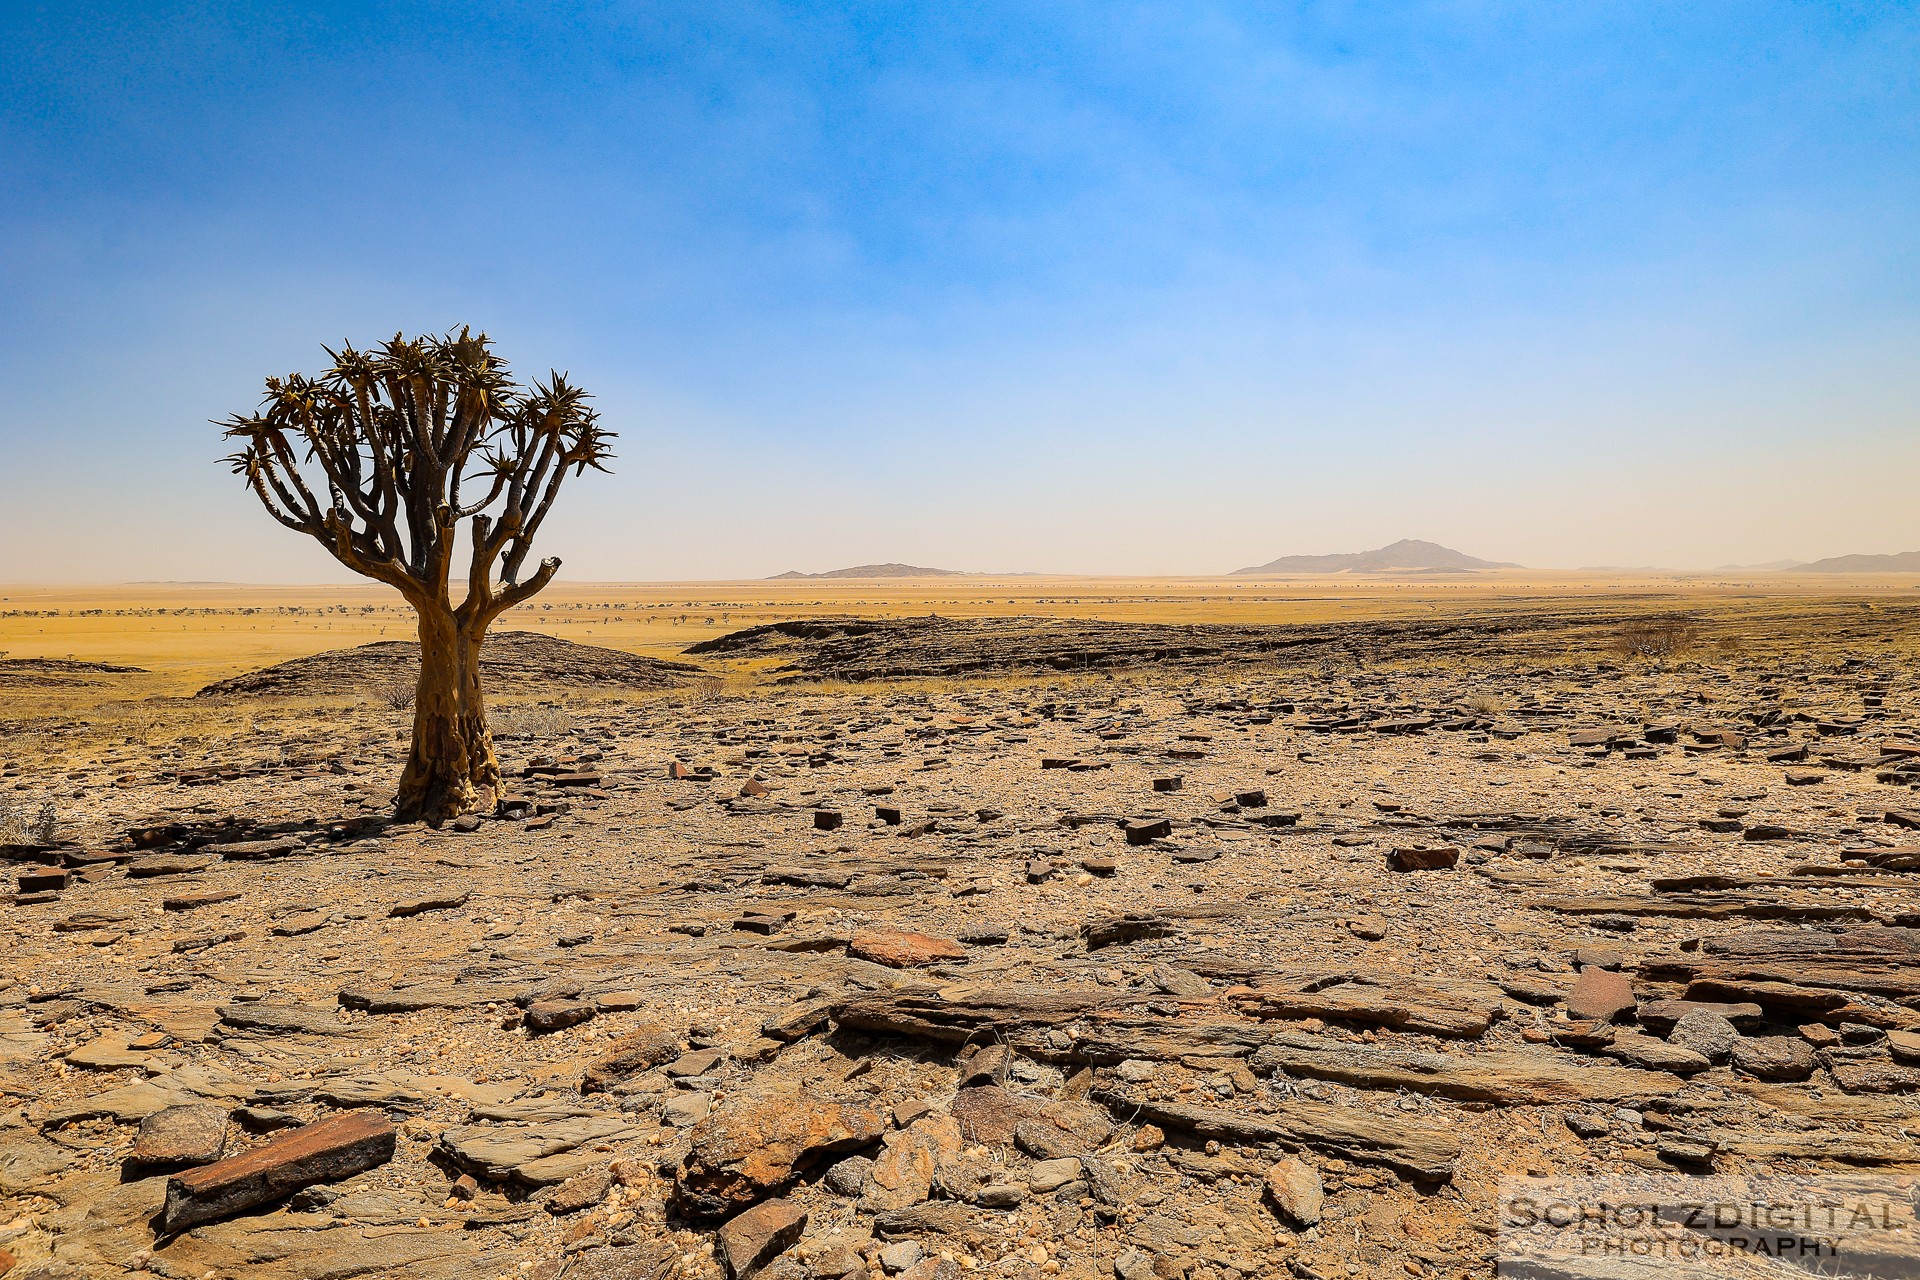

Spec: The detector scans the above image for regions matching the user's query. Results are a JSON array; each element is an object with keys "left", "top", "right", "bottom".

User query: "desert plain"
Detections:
[{"left": 7, "top": 572, "right": 1920, "bottom": 1280}]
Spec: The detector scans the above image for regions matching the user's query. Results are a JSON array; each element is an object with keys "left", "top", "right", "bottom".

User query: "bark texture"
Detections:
[{"left": 395, "top": 613, "right": 502, "bottom": 823}]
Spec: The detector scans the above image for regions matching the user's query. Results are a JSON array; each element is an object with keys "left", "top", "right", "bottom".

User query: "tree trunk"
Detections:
[{"left": 394, "top": 608, "right": 501, "bottom": 824}]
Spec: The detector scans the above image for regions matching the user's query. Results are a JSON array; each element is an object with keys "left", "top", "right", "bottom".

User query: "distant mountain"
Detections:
[
  {"left": 1710, "top": 560, "right": 1806, "bottom": 572},
  {"left": 1793, "top": 551, "right": 1920, "bottom": 573},
  {"left": 1231, "top": 539, "right": 1520, "bottom": 576},
  {"left": 769, "top": 563, "right": 966, "bottom": 579}
]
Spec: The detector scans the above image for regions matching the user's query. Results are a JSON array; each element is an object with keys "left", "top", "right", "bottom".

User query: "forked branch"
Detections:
[{"left": 218, "top": 329, "right": 614, "bottom": 626}]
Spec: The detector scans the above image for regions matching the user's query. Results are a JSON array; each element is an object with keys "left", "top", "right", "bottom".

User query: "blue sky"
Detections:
[{"left": 2, "top": 1, "right": 1917, "bottom": 579}]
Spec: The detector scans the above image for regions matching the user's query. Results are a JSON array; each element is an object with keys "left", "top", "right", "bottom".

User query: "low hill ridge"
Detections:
[
  {"left": 1232, "top": 539, "right": 1519, "bottom": 575},
  {"left": 1793, "top": 550, "right": 1920, "bottom": 572},
  {"left": 196, "top": 631, "right": 700, "bottom": 699},
  {"left": 770, "top": 563, "right": 966, "bottom": 579}
]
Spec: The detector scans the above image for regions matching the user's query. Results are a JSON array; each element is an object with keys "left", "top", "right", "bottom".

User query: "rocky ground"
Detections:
[{"left": 7, "top": 610, "right": 1920, "bottom": 1280}]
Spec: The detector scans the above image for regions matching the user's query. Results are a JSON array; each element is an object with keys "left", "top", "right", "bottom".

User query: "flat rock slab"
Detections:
[
  {"left": 1604, "top": 1033, "right": 1712, "bottom": 1075},
  {"left": 389, "top": 891, "right": 470, "bottom": 917},
  {"left": 161, "top": 1110, "right": 395, "bottom": 1233},
  {"left": 42, "top": 1080, "right": 197, "bottom": 1128},
  {"left": 0, "top": 1131, "right": 77, "bottom": 1192},
  {"left": 65, "top": 1038, "right": 159, "bottom": 1071},
  {"left": 269, "top": 911, "right": 330, "bottom": 936},
  {"left": 1720, "top": 1129, "right": 1920, "bottom": 1165},
  {"left": 831, "top": 985, "right": 1143, "bottom": 1045},
  {"left": 158, "top": 1216, "right": 504, "bottom": 1279},
  {"left": 1564, "top": 969, "right": 1635, "bottom": 1022},
  {"left": 263, "top": 1071, "right": 519, "bottom": 1113},
  {"left": 1092, "top": 1087, "right": 1458, "bottom": 1181},
  {"left": 1241, "top": 1032, "right": 1681, "bottom": 1105},
  {"left": 848, "top": 929, "right": 968, "bottom": 968},
  {"left": 437, "top": 1116, "right": 639, "bottom": 1184},
  {"left": 162, "top": 889, "right": 242, "bottom": 911},
  {"left": 1229, "top": 973, "right": 1499, "bottom": 1039},
  {"left": 127, "top": 856, "right": 212, "bottom": 878},
  {"left": 211, "top": 838, "right": 305, "bottom": 860},
  {"left": 218, "top": 1003, "right": 347, "bottom": 1037},
  {"left": 337, "top": 982, "right": 529, "bottom": 1013}
]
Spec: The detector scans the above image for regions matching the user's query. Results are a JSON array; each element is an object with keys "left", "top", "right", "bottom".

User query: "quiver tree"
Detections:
[{"left": 220, "top": 329, "right": 613, "bottom": 823}]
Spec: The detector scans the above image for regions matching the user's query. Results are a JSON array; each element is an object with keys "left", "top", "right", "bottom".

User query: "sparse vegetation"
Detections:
[
  {"left": 375, "top": 676, "right": 417, "bottom": 711},
  {"left": 0, "top": 795, "right": 60, "bottom": 845},
  {"left": 1611, "top": 615, "right": 1703, "bottom": 659},
  {"left": 492, "top": 703, "right": 572, "bottom": 739}
]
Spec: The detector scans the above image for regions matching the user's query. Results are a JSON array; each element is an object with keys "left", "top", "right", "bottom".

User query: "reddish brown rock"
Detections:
[
  {"left": 1888, "top": 1029, "right": 1920, "bottom": 1064},
  {"left": 525, "top": 998, "right": 596, "bottom": 1034},
  {"left": 389, "top": 890, "right": 469, "bottom": 918},
  {"left": 716, "top": 1198, "right": 807, "bottom": 1279},
  {"left": 161, "top": 1110, "right": 395, "bottom": 1232},
  {"left": 1730, "top": 1037, "right": 1816, "bottom": 1081},
  {"left": 1125, "top": 818, "right": 1173, "bottom": 845},
  {"left": 848, "top": 930, "right": 967, "bottom": 969},
  {"left": 1264, "top": 1156, "right": 1324, "bottom": 1227},
  {"left": 957, "top": 1043, "right": 1012, "bottom": 1088},
  {"left": 1564, "top": 969, "right": 1635, "bottom": 1023},
  {"left": 18, "top": 869, "right": 70, "bottom": 894},
  {"left": 1827, "top": 1060, "right": 1920, "bottom": 1094},
  {"left": 1389, "top": 846, "right": 1460, "bottom": 871},
  {"left": 949, "top": 1086, "right": 1111, "bottom": 1150},
  {"left": 132, "top": 1104, "right": 228, "bottom": 1167},
  {"left": 677, "top": 1092, "right": 886, "bottom": 1218},
  {"left": 898, "top": 1258, "right": 961, "bottom": 1280},
  {"left": 545, "top": 1165, "right": 614, "bottom": 1215},
  {"left": 862, "top": 1115, "right": 963, "bottom": 1210},
  {"left": 580, "top": 1024, "right": 682, "bottom": 1092}
]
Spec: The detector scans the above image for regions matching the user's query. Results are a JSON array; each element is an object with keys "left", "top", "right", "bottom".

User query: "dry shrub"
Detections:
[
  {"left": 375, "top": 677, "right": 416, "bottom": 711},
  {"left": 0, "top": 796, "right": 59, "bottom": 845},
  {"left": 494, "top": 703, "right": 571, "bottom": 739},
  {"left": 1464, "top": 692, "right": 1503, "bottom": 715},
  {"left": 1613, "top": 615, "right": 1703, "bottom": 660}
]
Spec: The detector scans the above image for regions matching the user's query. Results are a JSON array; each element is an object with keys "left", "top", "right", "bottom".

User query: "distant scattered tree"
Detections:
[{"left": 220, "top": 329, "right": 613, "bottom": 823}]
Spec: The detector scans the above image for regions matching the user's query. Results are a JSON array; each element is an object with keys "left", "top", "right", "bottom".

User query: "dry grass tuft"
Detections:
[
  {"left": 0, "top": 795, "right": 59, "bottom": 845},
  {"left": 1611, "top": 615, "right": 1703, "bottom": 660},
  {"left": 493, "top": 703, "right": 572, "bottom": 739}
]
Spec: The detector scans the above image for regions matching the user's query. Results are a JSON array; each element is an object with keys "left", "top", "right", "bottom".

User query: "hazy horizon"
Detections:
[{"left": 4, "top": 3, "right": 1917, "bottom": 584}]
